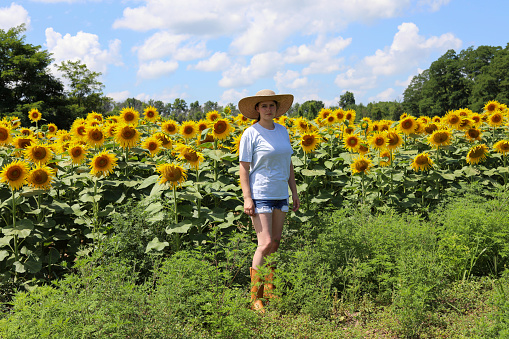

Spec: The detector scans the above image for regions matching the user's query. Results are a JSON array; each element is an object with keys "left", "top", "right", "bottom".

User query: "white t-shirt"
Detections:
[{"left": 239, "top": 122, "right": 293, "bottom": 199}]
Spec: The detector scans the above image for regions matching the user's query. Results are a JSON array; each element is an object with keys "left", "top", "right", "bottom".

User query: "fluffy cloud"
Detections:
[
  {"left": 112, "top": 0, "right": 449, "bottom": 55},
  {"left": 137, "top": 60, "right": 179, "bottom": 80},
  {"left": 220, "top": 88, "right": 249, "bottom": 107},
  {"left": 134, "top": 31, "right": 208, "bottom": 61},
  {"left": 369, "top": 88, "right": 396, "bottom": 102},
  {"left": 219, "top": 52, "right": 284, "bottom": 88},
  {"left": 274, "top": 70, "right": 308, "bottom": 90},
  {"left": 45, "top": 28, "right": 122, "bottom": 74},
  {"left": 106, "top": 90, "right": 130, "bottom": 102},
  {"left": 364, "top": 22, "right": 461, "bottom": 76},
  {"left": 190, "top": 52, "right": 231, "bottom": 72},
  {"left": 0, "top": 3, "right": 30, "bottom": 30},
  {"left": 335, "top": 69, "right": 377, "bottom": 90}
]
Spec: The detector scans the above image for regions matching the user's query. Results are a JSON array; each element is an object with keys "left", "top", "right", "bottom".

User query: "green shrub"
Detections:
[{"left": 432, "top": 189, "right": 509, "bottom": 280}]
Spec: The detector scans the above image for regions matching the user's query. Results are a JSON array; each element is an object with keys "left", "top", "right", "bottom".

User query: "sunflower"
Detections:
[
  {"left": 458, "top": 118, "right": 473, "bottom": 131},
  {"left": 343, "top": 134, "right": 361, "bottom": 152},
  {"left": 161, "top": 120, "right": 179, "bottom": 135},
  {"left": 432, "top": 116, "right": 441, "bottom": 124},
  {"left": 142, "top": 136, "right": 162, "bottom": 157},
  {"left": 424, "top": 123, "right": 439, "bottom": 135},
  {"left": 444, "top": 111, "right": 462, "bottom": 129},
  {"left": 0, "top": 160, "right": 30, "bottom": 190},
  {"left": 104, "top": 123, "right": 118, "bottom": 138},
  {"left": 115, "top": 124, "right": 140, "bottom": 149},
  {"left": 24, "top": 143, "right": 53, "bottom": 164},
  {"left": 427, "top": 129, "right": 452, "bottom": 148},
  {"left": 344, "top": 109, "right": 356, "bottom": 125},
  {"left": 398, "top": 116, "right": 417, "bottom": 135},
  {"left": 85, "top": 126, "right": 106, "bottom": 147},
  {"left": 143, "top": 106, "right": 159, "bottom": 123},
  {"left": 465, "top": 128, "right": 482, "bottom": 142},
  {"left": 234, "top": 114, "right": 250, "bottom": 126},
  {"left": 175, "top": 144, "right": 204, "bottom": 169},
  {"left": 198, "top": 133, "right": 215, "bottom": 147},
  {"left": 369, "top": 132, "right": 386, "bottom": 150},
  {"left": 68, "top": 143, "right": 88, "bottom": 165},
  {"left": 324, "top": 114, "right": 337, "bottom": 126},
  {"left": 156, "top": 163, "right": 187, "bottom": 188},
  {"left": 107, "top": 115, "right": 120, "bottom": 124},
  {"left": 356, "top": 142, "right": 369, "bottom": 155},
  {"left": 484, "top": 100, "right": 500, "bottom": 113},
  {"left": 20, "top": 128, "right": 33, "bottom": 137},
  {"left": 378, "top": 120, "right": 391, "bottom": 132},
  {"left": 466, "top": 144, "right": 488, "bottom": 165},
  {"left": 318, "top": 108, "right": 333, "bottom": 121},
  {"left": 211, "top": 118, "right": 234, "bottom": 140},
  {"left": 385, "top": 130, "right": 403, "bottom": 151},
  {"left": 470, "top": 113, "right": 482, "bottom": 127},
  {"left": 87, "top": 112, "right": 103, "bottom": 123},
  {"left": 27, "top": 164, "right": 54, "bottom": 190},
  {"left": 206, "top": 110, "right": 221, "bottom": 122},
  {"left": 8, "top": 116, "right": 21, "bottom": 129},
  {"left": 28, "top": 108, "right": 42, "bottom": 122},
  {"left": 350, "top": 156, "right": 372, "bottom": 175},
  {"left": 301, "top": 132, "right": 321, "bottom": 153},
  {"left": 47, "top": 123, "right": 58, "bottom": 135},
  {"left": 89, "top": 151, "right": 118, "bottom": 177},
  {"left": 493, "top": 140, "right": 509, "bottom": 156},
  {"left": 230, "top": 134, "right": 242, "bottom": 155},
  {"left": 379, "top": 150, "right": 392, "bottom": 167},
  {"left": 411, "top": 152, "right": 434, "bottom": 172},
  {"left": 71, "top": 120, "right": 88, "bottom": 140},
  {"left": 119, "top": 107, "right": 140, "bottom": 125},
  {"left": 487, "top": 111, "right": 505, "bottom": 127},
  {"left": 0, "top": 125, "right": 13, "bottom": 146},
  {"left": 12, "top": 136, "right": 36, "bottom": 150},
  {"left": 333, "top": 108, "right": 346, "bottom": 123},
  {"left": 294, "top": 117, "right": 310, "bottom": 133},
  {"left": 180, "top": 121, "right": 198, "bottom": 139},
  {"left": 154, "top": 132, "right": 172, "bottom": 149}
]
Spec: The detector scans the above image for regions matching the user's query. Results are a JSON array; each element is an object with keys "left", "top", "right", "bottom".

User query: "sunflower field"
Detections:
[{"left": 0, "top": 100, "right": 509, "bottom": 284}]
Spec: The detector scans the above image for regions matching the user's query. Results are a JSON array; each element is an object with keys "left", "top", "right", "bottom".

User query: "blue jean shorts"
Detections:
[{"left": 253, "top": 199, "right": 289, "bottom": 214}]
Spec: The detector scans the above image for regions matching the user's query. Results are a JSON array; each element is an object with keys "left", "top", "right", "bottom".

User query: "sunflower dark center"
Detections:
[
  {"left": 33, "top": 170, "right": 48, "bottom": 184},
  {"left": 7, "top": 167, "right": 21, "bottom": 180},
  {"left": 214, "top": 121, "right": 227, "bottom": 134},
  {"left": 302, "top": 136, "right": 314, "bottom": 146},
  {"left": 0, "top": 129, "right": 8, "bottom": 141},
  {"left": 122, "top": 128, "right": 135, "bottom": 139},
  {"left": 97, "top": 157, "right": 108, "bottom": 168},
  {"left": 33, "top": 147, "right": 46, "bottom": 160}
]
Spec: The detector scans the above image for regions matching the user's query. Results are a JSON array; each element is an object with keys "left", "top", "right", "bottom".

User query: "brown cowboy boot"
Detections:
[
  {"left": 263, "top": 267, "right": 279, "bottom": 300},
  {"left": 250, "top": 267, "right": 265, "bottom": 312}
]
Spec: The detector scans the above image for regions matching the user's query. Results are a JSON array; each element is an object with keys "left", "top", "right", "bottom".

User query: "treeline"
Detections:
[{"left": 1, "top": 25, "right": 508, "bottom": 129}]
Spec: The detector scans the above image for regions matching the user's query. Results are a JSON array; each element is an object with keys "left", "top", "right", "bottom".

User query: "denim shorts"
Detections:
[{"left": 253, "top": 199, "right": 289, "bottom": 214}]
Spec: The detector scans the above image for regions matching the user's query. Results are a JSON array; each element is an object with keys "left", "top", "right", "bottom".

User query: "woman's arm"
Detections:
[
  {"left": 288, "top": 161, "right": 300, "bottom": 212},
  {"left": 239, "top": 161, "right": 255, "bottom": 216}
]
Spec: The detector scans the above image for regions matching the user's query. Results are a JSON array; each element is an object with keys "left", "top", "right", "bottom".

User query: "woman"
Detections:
[{"left": 238, "top": 89, "right": 300, "bottom": 311}]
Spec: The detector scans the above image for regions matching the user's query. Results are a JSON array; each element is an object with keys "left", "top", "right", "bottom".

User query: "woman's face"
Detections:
[{"left": 256, "top": 100, "right": 277, "bottom": 121}]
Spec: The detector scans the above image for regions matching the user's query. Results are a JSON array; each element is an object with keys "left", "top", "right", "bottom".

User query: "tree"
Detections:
[
  {"left": 57, "top": 60, "right": 104, "bottom": 110},
  {"left": 339, "top": 91, "right": 355, "bottom": 109},
  {"left": 0, "top": 25, "right": 64, "bottom": 123},
  {"left": 298, "top": 100, "right": 324, "bottom": 120}
]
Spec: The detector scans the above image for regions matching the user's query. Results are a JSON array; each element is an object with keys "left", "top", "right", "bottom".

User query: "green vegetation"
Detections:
[{"left": 0, "top": 188, "right": 508, "bottom": 338}]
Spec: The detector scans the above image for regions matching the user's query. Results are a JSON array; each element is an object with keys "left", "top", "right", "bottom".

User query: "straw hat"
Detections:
[{"left": 238, "top": 89, "right": 294, "bottom": 119}]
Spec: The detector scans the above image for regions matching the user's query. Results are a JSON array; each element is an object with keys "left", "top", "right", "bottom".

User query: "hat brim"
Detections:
[{"left": 238, "top": 93, "right": 294, "bottom": 119}]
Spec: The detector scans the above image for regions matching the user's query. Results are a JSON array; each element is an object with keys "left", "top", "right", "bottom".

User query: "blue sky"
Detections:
[{"left": 1, "top": 0, "right": 508, "bottom": 108}]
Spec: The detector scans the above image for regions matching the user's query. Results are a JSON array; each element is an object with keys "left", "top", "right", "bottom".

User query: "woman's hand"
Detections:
[
  {"left": 292, "top": 195, "right": 300, "bottom": 212},
  {"left": 244, "top": 197, "right": 255, "bottom": 216}
]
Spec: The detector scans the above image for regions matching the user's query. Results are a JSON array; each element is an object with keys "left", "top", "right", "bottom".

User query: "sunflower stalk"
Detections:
[{"left": 173, "top": 185, "right": 178, "bottom": 224}]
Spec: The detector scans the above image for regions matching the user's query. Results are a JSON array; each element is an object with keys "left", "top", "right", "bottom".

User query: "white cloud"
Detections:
[
  {"left": 112, "top": 0, "right": 417, "bottom": 54},
  {"left": 0, "top": 3, "right": 30, "bottom": 30},
  {"left": 219, "top": 89, "right": 249, "bottom": 107},
  {"left": 137, "top": 60, "right": 179, "bottom": 80},
  {"left": 107, "top": 90, "right": 130, "bottom": 102},
  {"left": 418, "top": 0, "right": 451, "bottom": 12},
  {"left": 274, "top": 70, "right": 308, "bottom": 89},
  {"left": 219, "top": 52, "right": 284, "bottom": 88},
  {"left": 190, "top": 52, "right": 231, "bottom": 71},
  {"left": 364, "top": 22, "right": 461, "bottom": 76},
  {"left": 134, "top": 31, "right": 208, "bottom": 61},
  {"left": 45, "top": 28, "right": 123, "bottom": 74},
  {"left": 335, "top": 69, "right": 377, "bottom": 90},
  {"left": 369, "top": 88, "right": 396, "bottom": 102}
]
